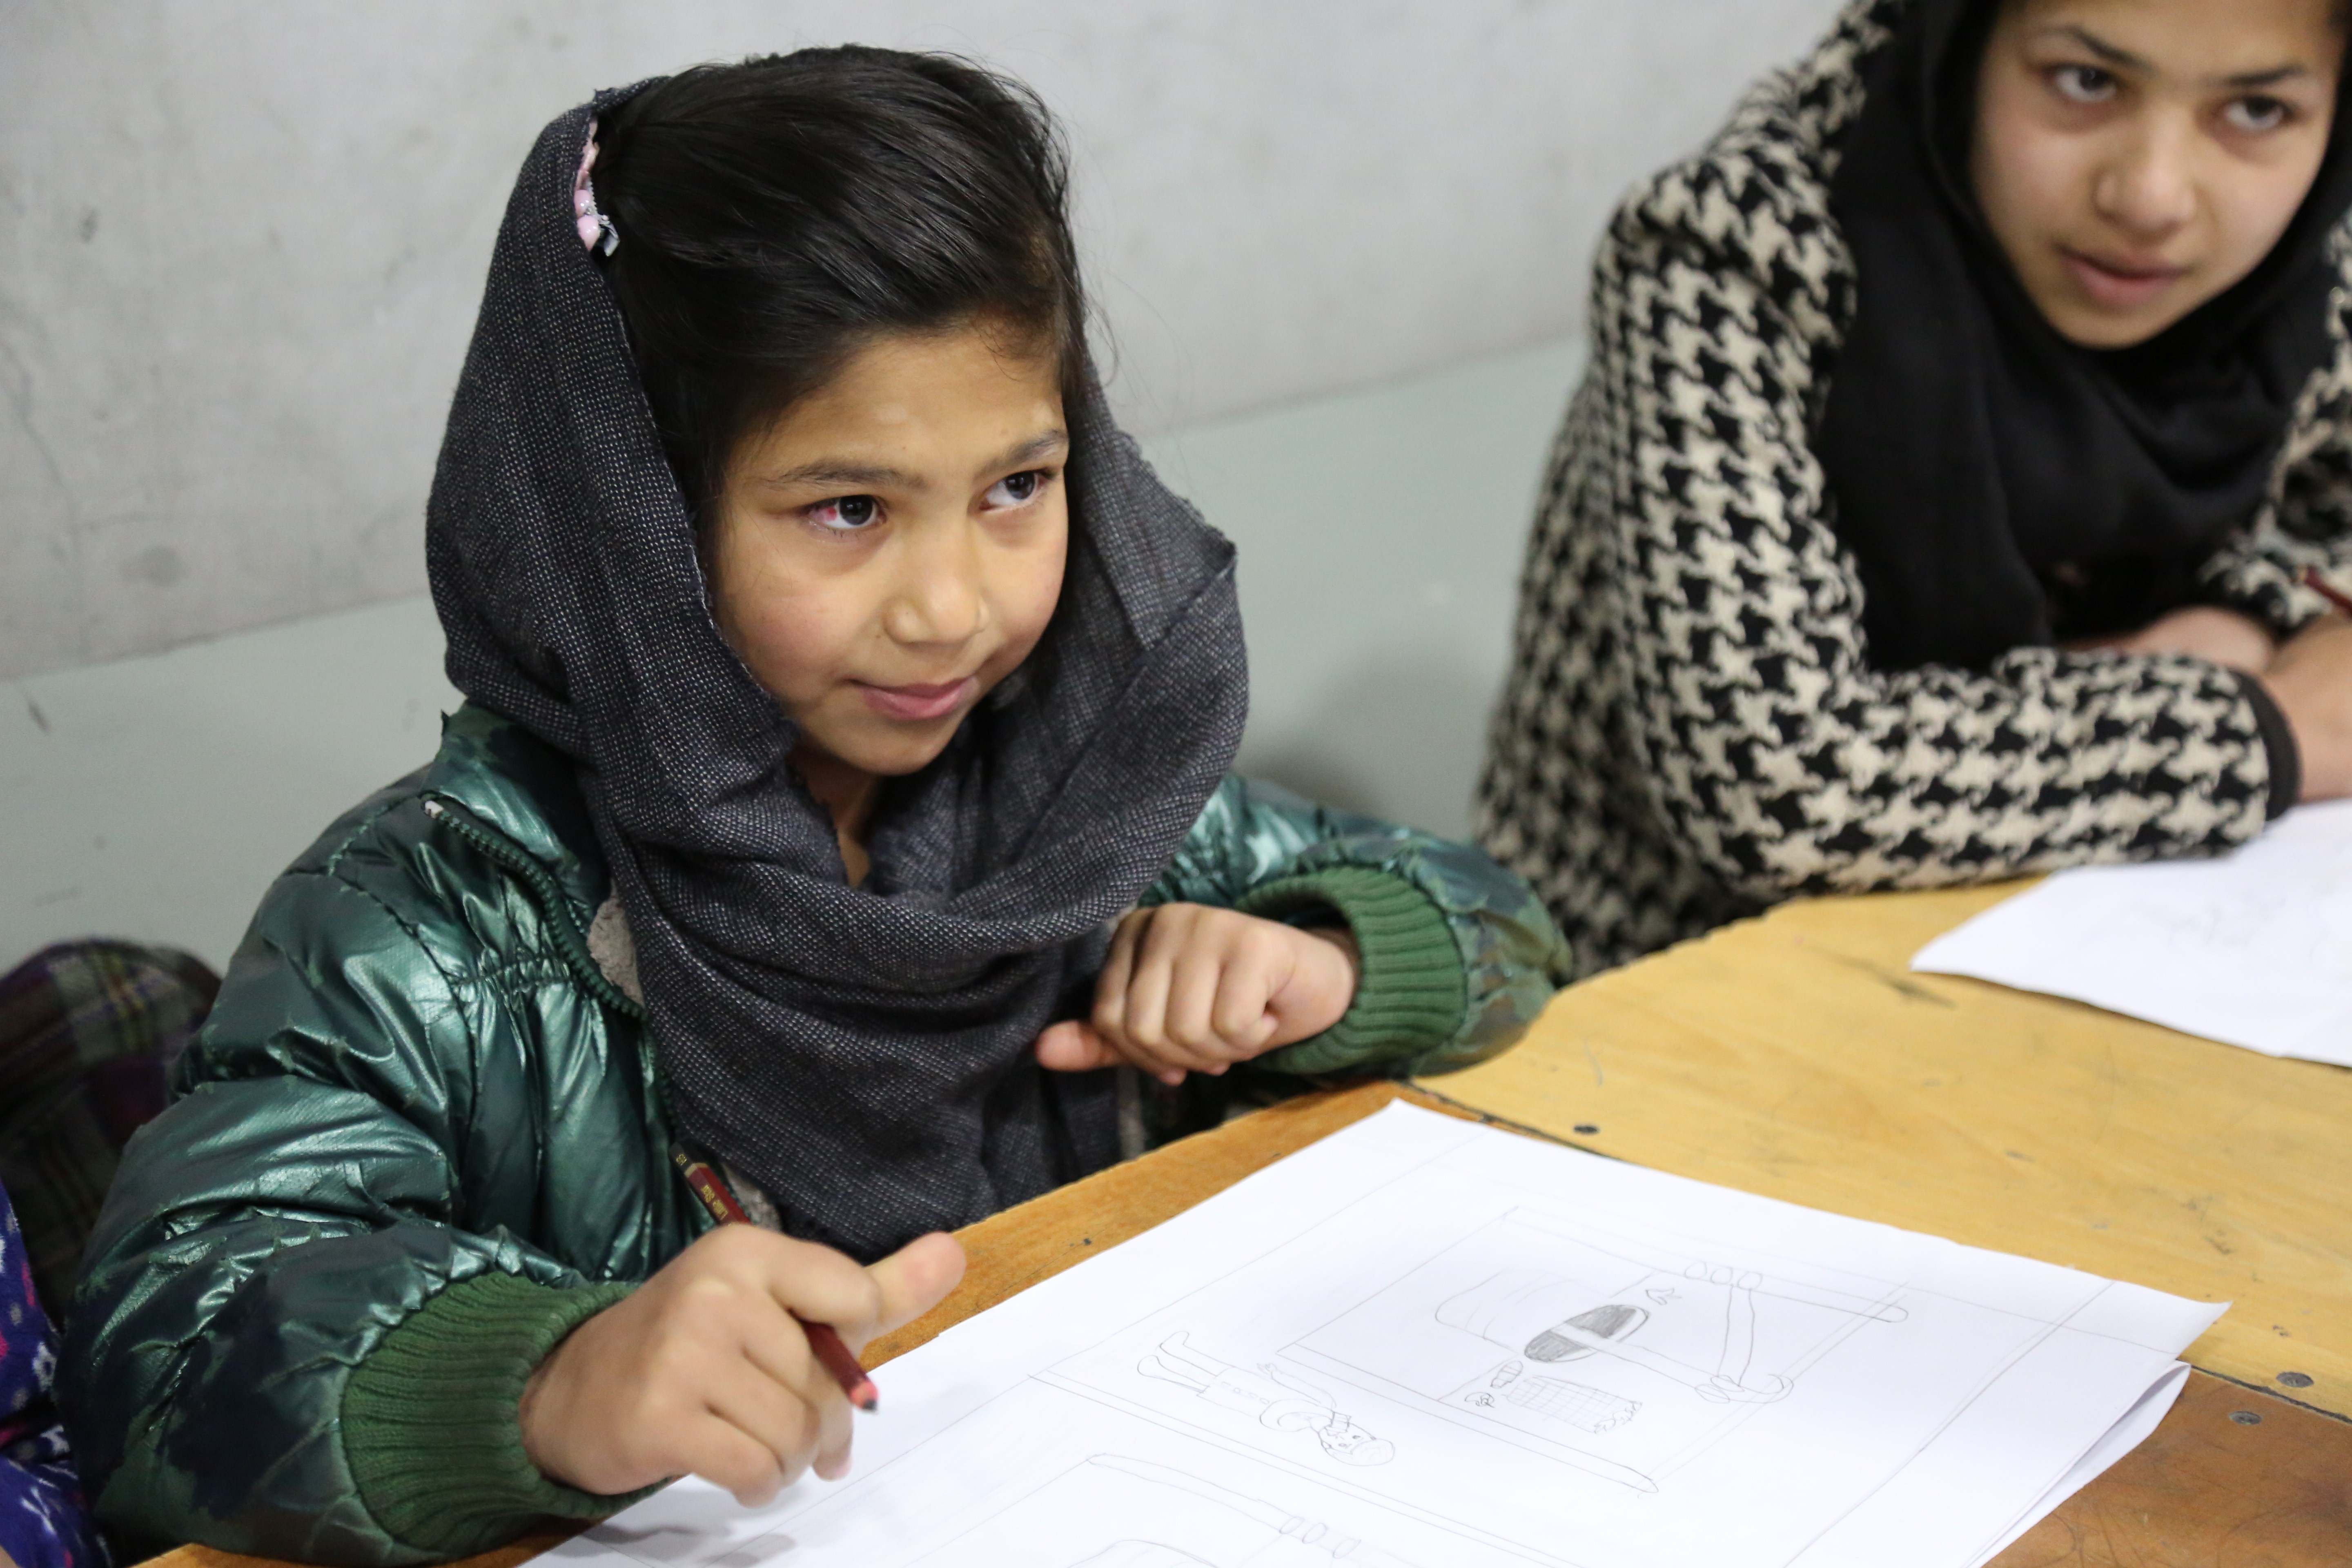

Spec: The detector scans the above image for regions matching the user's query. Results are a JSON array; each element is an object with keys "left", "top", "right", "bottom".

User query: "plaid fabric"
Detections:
[{"left": 0, "top": 943, "right": 218, "bottom": 1324}]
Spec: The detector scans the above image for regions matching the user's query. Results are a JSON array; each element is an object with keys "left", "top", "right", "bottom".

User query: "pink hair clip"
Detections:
[{"left": 573, "top": 121, "right": 619, "bottom": 256}]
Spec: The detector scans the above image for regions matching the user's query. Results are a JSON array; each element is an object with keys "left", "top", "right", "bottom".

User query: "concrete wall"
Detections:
[
  {"left": 0, "top": 344, "right": 1577, "bottom": 970},
  {"left": 0, "top": 0, "right": 1840, "bottom": 681}
]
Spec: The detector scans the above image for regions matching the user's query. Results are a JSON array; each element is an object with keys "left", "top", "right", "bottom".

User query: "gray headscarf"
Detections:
[{"left": 426, "top": 89, "right": 1248, "bottom": 1260}]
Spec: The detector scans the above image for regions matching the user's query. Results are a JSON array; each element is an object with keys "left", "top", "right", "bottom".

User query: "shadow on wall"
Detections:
[{"left": 1240, "top": 651, "right": 1499, "bottom": 842}]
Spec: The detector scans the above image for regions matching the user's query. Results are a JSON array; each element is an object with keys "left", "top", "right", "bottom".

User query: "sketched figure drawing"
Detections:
[
  {"left": 2143, "top": 891, "right": 2352, "bottom": 975},
  {"left": 1461, "top": 1360, "right": 1639, "bottom": 1432},
  {"left": 1064, "top": 1457, "right": 1423, "bottom": 1568},
  {"left": 1139, "top": 1333, "right": 1396, "bottom": 1465},
  {"left": 1439, "top": 1263, "right": 1908, "bottom": 1408}
]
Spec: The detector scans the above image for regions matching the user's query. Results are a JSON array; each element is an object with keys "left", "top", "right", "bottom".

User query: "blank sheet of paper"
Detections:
[
  {"left": 550, "top": 1104, "right": 2219, "bottom": 1568},
  {"left": 1912, "top": 797, "right": 2352, "bottom": 1067}
]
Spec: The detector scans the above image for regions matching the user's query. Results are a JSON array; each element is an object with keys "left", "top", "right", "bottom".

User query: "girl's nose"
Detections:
[
  {"left": 881, "top": 529, "right": 988, "bottom": 648},
  {"left": 2091, "top": 115, "right": 2198, "bottom": 240}
]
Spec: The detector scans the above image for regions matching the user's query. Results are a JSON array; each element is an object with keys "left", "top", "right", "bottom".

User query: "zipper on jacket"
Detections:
[
  {"left": 419, "top": 795, "right": 648, "bottom": 1023},
  {"left": 415, "top": 792, "right": 740, "bottom": 1237}
]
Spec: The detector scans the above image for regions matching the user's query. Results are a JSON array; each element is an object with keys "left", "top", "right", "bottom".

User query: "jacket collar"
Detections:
[{"left": 420, "top": 702, "right": 610, "bottom": 914}]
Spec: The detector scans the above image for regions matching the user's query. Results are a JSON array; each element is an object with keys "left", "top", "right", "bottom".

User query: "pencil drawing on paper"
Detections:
[
  {"left": 1438, "top": 1261, "right": 1871, "bottom": 1408},
  {"left": 1279, "top": 1208, "right": 1911, "bottom": 1492},
  {"left": 2140, "top": 887, "right": 2352, "bottom": 976},
  {"left": 1458, "top": 1361, "right": 1639, "bottom": 1434},
  {"left": 1138, "top": 1333, "right": 1396, "bottom": 1465},
  {"left": 575, "top": 1106, "right": 2219, "bottom": 1568},
  {"left": 1067, "top": 1458, "right": 1423, "bottom": 1567},
  {"left": 917, "top": 1453, "right": 1425, "bottom": 1568}
]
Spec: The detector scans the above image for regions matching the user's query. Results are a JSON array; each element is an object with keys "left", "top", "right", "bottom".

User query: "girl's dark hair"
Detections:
[{"left": 594, "top": 48, "right": 1085, "bottom": 511}]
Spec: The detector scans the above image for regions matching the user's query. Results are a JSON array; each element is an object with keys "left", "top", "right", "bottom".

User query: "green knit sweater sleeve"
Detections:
[
  {"left": 341, "top": 1272, "right": 655, "bottom": 1558},
  {"left": 1236, "top": 866, "right": 1466, "bottom": 1076},
  {"left": 1146, "top": 775, "right": 1570, "bottom": 1078}
]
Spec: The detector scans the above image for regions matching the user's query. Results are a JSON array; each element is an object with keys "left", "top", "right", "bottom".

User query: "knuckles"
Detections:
[
  {"left": 1088, "top": 904, "right": 1311, "bottom": 1073},
  {"left": 695, "top": 1223, "right": 785, "bottom": 1269}
]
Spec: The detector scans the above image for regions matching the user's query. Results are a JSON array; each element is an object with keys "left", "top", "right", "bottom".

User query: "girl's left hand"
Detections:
[
  {"left": 1034, "top": 904, "right": 1359, "bottom": 1084},
  {"left": 2067, "top": 605, "right": 2278, "bottom": 673}
]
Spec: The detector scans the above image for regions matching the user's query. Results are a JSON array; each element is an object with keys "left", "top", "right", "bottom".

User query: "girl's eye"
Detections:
[
  {"left": 2224, "top": 96, "right": 2291, "bottom": 134},
  {"left": 2051, "top": 65, "right": 2117, "bottom": 105},
  {"left": 806, "top": 494, "right": 880, "bottom": 532},
  {"left": 984, "top": 470, "right": 1049, "bottom": 509}
]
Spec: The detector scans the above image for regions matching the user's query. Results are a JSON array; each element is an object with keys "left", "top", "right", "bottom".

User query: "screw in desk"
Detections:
[
  {"left": 2277, "top": 1371, "right": 2314, "bottom": 1389},
  {"left": 1573, "top": 1124, "right": 1599, "bottom": 1136},
  {"left": 2230, "top": 1410, "right": 2264, "bottom": 1426}
]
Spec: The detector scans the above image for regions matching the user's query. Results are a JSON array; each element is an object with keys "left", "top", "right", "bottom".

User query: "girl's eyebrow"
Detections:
[
  {"left": 757, "top": 459, "right": 915, "bottom": 491},
  {"left": 984, "top": 429, "right": 1070, "bottom": 475},
  {"left": 2044, "top": 23, "right": 2312, "bottom": 91},
  {"left": 753, "top": 430, "right": 1069, "bottom": 494},
  {"left": 2220, "top": 63, "right": 2311, "bottom": 90},
  {"left": 2047, "top": 24, "right": 2147, "bottom": 70}
]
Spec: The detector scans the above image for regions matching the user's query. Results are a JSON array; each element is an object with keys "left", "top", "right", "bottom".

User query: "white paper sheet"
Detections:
[
  {"left": 552, "top": 1104, "right": 2221, "bottom": 1568},
  {"left": 1911, "top": 797, "right": 2352, "bottom": 1066},
  {"left": 1967, "top": 1361, "right": 2191, "bottom": 1568}
]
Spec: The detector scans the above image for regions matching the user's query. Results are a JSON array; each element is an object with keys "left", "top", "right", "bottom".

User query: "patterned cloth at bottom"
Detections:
[
  {"left": 0, "top": 941, "right": 218, "bottom": 1323},
  {"left": 1, "top": 1180, "right": 109, "bottom": 1568}
]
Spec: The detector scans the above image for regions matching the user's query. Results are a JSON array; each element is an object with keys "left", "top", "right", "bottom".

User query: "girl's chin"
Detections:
[
  {"left": 2037, "top": 252, "right": 2208, "bottom": 348},
  {"left": 799, "top": 718, "right": 964, "bottom": 782},
  {"left": 2036, "top": 288, "right": 2192, "bottom": 350}
]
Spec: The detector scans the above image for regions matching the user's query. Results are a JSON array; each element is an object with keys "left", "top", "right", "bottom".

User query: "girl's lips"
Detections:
[
  {"left": 2060, "top": 247, "right": 2188, "bottom": 312},
  {"left": 857, "top": 676, "right": 979, "bottom": 722}
]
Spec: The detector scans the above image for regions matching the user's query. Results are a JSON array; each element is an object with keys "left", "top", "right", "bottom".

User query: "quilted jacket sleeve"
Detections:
[
  {"left": 61, "top": 856, "right": 644, "bottom": 1567},
  {"left": 1144, "top": 776, "right": 1569, "bottom": 1078}
]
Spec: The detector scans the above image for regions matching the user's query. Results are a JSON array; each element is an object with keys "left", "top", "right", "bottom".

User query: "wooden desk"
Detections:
[
  {"left": 1423, "top": 882, "right": 2352, "bottom": 1422},
  {"left": 158, "top": 883, "right": 2352, "bottom": 1568}
]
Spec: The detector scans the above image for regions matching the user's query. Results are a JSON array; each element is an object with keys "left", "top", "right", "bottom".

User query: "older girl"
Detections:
[{"left": 1482, "top": 0, "right": 2352, "bottom": 973}]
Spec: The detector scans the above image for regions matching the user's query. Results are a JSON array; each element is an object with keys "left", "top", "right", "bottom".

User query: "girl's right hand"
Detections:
[
  {"left": 2264, "top": 616, "right": 2352, "bottom": 803},
  {"left": 517, "top": 1227, "right": 964, "bottom": 1506}
]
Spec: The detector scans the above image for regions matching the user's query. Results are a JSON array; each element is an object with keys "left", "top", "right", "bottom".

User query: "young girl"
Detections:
[
  {"left": 1481, "top": 0, "right": 2352, "bottom": 975},
  {"left": 61, "top": 51, "right": 1566, "bottom": 1566}
]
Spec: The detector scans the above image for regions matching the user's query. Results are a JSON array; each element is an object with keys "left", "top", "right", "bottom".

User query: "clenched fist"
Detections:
[{"left": 1034, "top": 903, "right": 1359, "bottom": 1085}]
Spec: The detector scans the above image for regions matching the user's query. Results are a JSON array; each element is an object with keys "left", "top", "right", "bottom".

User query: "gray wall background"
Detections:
[{"left": 0, "top": 0, "right": 1840, "bottom": 682}]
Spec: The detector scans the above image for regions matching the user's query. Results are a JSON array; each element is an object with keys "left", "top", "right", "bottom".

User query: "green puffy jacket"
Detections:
[{"left": 63, "top": 704, "right": 1567, "bottom": 1566}]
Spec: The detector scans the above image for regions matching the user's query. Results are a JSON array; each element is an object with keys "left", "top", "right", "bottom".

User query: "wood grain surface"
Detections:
[
  {"left": 1427, "top": 881, "right": 2352, "bottom": 1422},
  {"left": 1997, "top": 1372, "right": 2352, "bottom": 1566}
]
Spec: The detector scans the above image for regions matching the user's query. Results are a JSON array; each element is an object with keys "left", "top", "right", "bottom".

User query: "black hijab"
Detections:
[
  {"left": 1820, "top": 0, "right": 2352, "bottom": 670},
  {"left": 427, "top": 91, "right": 1248, "bottom": 1260}
]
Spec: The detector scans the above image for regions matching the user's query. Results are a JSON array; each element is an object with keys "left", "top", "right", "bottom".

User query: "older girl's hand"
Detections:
[
  {"left": 2069, "top": 605, "right": 2278, "bottom": 673},
  {"left": 2264, "top": 616, "right": 2352, "bottom": 803},
  {"left": 517, "top": 1227, "right": 963, "bottom": 1506},
  {"left": 1033, "top": 904, "right": 1359, "bottom": 1084}
]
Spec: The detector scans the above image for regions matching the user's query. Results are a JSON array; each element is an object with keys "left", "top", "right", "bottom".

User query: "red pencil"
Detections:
[
  {"left": 2305, "top": 565, "right": 2352, "bottom": 619},
  {"left": 671, "top": 1145, "right": 880, "bottom": 1412}
]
